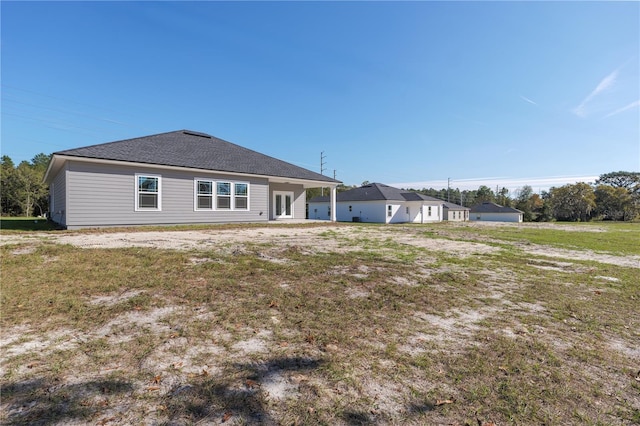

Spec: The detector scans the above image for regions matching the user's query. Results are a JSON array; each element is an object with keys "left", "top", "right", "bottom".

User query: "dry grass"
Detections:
[{"left": 1, "top": 222, "right": 639, "bottom": 425}]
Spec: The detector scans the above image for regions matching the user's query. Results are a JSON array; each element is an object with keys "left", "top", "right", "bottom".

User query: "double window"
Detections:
[
  {"left": 136, "top": 175, "right": 161, "bottom": 211},
  {"left": 195, "top": 179, "right": 249, "bottom": 211}
]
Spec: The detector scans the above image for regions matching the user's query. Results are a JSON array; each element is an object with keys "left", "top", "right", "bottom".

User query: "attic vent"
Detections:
[{"left": 183, "top": 131, "right": 212, "bottom": 139}]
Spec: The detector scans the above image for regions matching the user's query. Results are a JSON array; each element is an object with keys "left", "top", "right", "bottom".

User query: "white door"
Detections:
[{"left": 273, "top": 191, "right": 294, "bottom": 219}]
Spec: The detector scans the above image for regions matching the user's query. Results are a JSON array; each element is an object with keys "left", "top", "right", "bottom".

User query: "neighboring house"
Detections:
[
  {"left": 308, "top": 183, "right": 444, "bottom": 223},
  {"left": 43, "top": 130, "right": 340, "bottom": 229},
  {"left": 469, "top": 202, "right": 523, "bottom": 222},
  {"left": 442, "top": 201, "right": 470, "bottom": 222}
]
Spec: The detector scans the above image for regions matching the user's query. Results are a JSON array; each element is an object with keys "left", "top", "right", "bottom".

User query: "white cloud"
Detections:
[
  {"left": 573, "top": 69, "right": 619, "bottom": 118},
  {"left": 520, "top": 95, "right": 537, "bottom": 105},
  {"left": 604, "top": 99, "right": 640, "bottom": 118}
]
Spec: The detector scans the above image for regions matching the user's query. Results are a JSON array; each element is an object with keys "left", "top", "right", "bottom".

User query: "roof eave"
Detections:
[{"left": 44, "top": 155, "right": 341, "bottom": 186}]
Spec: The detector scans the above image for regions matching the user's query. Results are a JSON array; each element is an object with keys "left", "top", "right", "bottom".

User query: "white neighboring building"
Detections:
[
  {"left": 469, "top": 202, "right": 523, "bottom": 222},
  {"left": 308, "top": 183, "right": 444, "bottom": 224}
]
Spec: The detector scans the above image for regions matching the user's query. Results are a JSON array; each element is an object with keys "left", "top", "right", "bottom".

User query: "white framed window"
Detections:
[
  {"left": 196, "top": 180, "right": 249, "bottom": 211},
  {"left": 428, "top": 206, "right": 432, "bottom": 216},
  {"left": 136, "top": 174, "right": 161, "bottom": 211},
  {"left": 195, "top": 180, "right": 214, "bottom": 210},
  {"left": 234, "top": 182, "right": 249, "bottom": 210},
  {"left": 216, "top": 182, "right": 231, "bottom": 209},
  {"left": 387, "top": 205, "right": 392, "bottom": 217}
]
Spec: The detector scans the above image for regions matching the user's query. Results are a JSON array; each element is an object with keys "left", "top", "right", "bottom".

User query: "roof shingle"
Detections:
[{"left": 54, "top": 130, "right": 339, "bottom": 183}]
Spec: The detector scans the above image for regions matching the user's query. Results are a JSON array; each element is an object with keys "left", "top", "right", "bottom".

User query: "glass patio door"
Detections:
[{"left": 273, "top": 191, "right": 293, "bottom": 219}]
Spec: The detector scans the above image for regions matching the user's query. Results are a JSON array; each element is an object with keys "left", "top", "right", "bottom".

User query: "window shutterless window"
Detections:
[
  {"left": 216, "top": 182, "right": 231, "bottom": 209},
  {"left": 234, "top": 183, "right": 249, "bottom": 210},
  {"left": 387, "top": 205, "right": 392, "bottom": 217},
  {"left": 136, "top": 175, "right": 161, "bottom": 211},
  {"left": 195, "top": 180, "right": 213, "bottom": 210}
]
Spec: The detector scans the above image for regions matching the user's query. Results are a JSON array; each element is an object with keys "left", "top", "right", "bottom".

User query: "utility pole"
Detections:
[
  {"left": 447, "top": 177, "right": 451, "bottom": 203},
  {"left": 320, "top": 151, "right": 327, "bottom": 196}
]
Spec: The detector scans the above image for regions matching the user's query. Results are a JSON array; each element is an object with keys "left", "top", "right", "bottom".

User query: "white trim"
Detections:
[
  {"left": 273, "top": 191, "right": 294, "bottom": 219},
  {"left": 233, "top": 181, "right": 250, "bottom": 211},
  {"left": 49, "top": 182, "right": 55, "bottom": 215},
  {"left": 193, "top": 178, "right": 250, "bottom": 211},
  {"left": 135, "top": 174, "right": 162, "bottom": 211},
  {"left": 194, "top": 178, "right": 214, "bottom": 211}
]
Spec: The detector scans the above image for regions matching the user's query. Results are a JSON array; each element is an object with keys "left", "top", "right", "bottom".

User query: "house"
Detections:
[
  {"left": 308, "top": 183, "right": 444, "bottom": 223},
  {"left": 43, "top": 130, "right": 340, "bottom": 229},
  {"left": 469, "top": 202, "right": 523, "bottom": 222},
  {"left": 442, "top": 201, "right": 470, "bottom": 221}
]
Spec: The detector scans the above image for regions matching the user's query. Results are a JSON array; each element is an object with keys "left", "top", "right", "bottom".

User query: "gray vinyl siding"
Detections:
[
  {"left": 50, "top": 166, "right": 67, "bottom": 226},
  {"left": 268, "top": 183, "right": 306, "bottom": 220},
  {"left": 65, "top": 161, "right": 270, "bottom": 228}
]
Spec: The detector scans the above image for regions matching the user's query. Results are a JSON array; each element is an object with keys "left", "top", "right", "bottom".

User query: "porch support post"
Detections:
[{"left": 330, "top": 186, "right": 337, "bottom": 222}]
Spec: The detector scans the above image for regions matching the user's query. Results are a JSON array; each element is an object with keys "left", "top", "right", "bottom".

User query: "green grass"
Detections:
[
  {"left": 1, "top": 222, "right": 638, "bottom": 425},
  {"left": 429, "top": 221, "right": 640, "bottom": 256},
  {"left": 0, "top": 217, "right": 58, "bottom": 231}
]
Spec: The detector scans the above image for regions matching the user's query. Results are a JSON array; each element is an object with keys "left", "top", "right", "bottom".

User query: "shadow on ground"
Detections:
[{"left": 2, "top": 356, "right": 439, "bottom": 425}]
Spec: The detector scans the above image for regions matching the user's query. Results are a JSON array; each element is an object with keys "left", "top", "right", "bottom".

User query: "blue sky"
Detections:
[{"left": 2, "top": 1, "right": 639, "bottom": 193}]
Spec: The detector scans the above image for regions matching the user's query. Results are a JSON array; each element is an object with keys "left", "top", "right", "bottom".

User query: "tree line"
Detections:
[
  {"left": 409, "top": 171, "right": 639, "bottom": 222},
  {"left": 1, "top": 154, "right": 51, "bottom": 217}
]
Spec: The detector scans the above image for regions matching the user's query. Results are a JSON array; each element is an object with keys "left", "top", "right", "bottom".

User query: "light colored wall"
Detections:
[
  {"left": 341, "top": 201, "right": 387, "bottom": 223},
  {"left": 470, "top": 212, "right": 522, "bottom": 222},
  {"left": 444, "top": 208, "right": 469, "bottom": 221},
  {"left": 49, "top": 165, "right": 67, "bottom": 226},
  {"left": 308, "top": 201, "right": 444, "bottom": 223},
  {"left": 64, "top": 160, "right": 270, "bottom": 228},
  {"left": 406, "top": 202, "right": 442, "bottom": 223},
  {"left": 307, "top": 201, "right": 387, "bottom": 223}
]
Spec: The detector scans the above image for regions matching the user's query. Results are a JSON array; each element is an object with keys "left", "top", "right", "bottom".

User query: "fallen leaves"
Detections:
[{"left": 245, "top": 378, "right": 260, "bottom": 389}]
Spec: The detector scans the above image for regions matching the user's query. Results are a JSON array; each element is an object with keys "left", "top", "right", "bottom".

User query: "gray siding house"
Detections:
[
  {"left": 470, "top": 202, "right": 523, "bottom": 222},
  {"left": 442, "top": 201, "right": 470, "bottom": 221},
  {"left": 44, "top": 130, "right": 340, "bottom": 229}
]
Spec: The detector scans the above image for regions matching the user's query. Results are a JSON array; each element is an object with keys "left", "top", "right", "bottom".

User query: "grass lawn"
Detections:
[
  {"left": 0, "top": 217, "right": 57, "bottom": 232},
  {"left": 1, "top": 221, "right": 639, "bottom": 425}
]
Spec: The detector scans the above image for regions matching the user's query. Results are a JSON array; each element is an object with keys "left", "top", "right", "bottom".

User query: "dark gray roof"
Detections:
[
  {"left": 309, "top": 183, "right": 444, "bottom": 203},
  {"left": 442, "top": 201, "right": 470, "bottom": 211},
  {"left": 470, "top": 202, "right": 523, "bottom": 214},
  {"left": 53, "top": 130, "right": 340, "bottom": 183}
]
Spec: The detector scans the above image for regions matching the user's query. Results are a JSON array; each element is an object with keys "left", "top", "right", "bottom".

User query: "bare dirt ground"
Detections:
[
  {"left": 2, "top": 222, "right": 637, "bottom": 267},
  {"left": 2, "top": 221, "right": 639, "bottom": 425}
]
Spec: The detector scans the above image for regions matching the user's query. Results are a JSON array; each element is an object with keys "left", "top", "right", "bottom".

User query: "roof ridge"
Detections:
[{"left": 55, "top": 130, "right": 186, "bottom": 154}]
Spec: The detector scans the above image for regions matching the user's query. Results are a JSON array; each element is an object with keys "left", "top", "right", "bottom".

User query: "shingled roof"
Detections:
[
  {"left": 49, "top": 130, "right": 339, "bottom": 184},
  {"left": 309, "top": 183, "right": 444, "bottom": 203},
  {"left": 442, "top": 201, "right": 470, "bottom": 211},
  {"left": 470, "top": 202, "right": 523, "bottom": 214}
]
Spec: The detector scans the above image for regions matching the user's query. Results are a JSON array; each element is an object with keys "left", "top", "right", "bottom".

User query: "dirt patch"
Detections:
[
  {"left": 522, "top": 244, "right": 640, "bottom": 268},
  {"left": 2, "top": 222, "right": 638, "bottom": 424}
]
